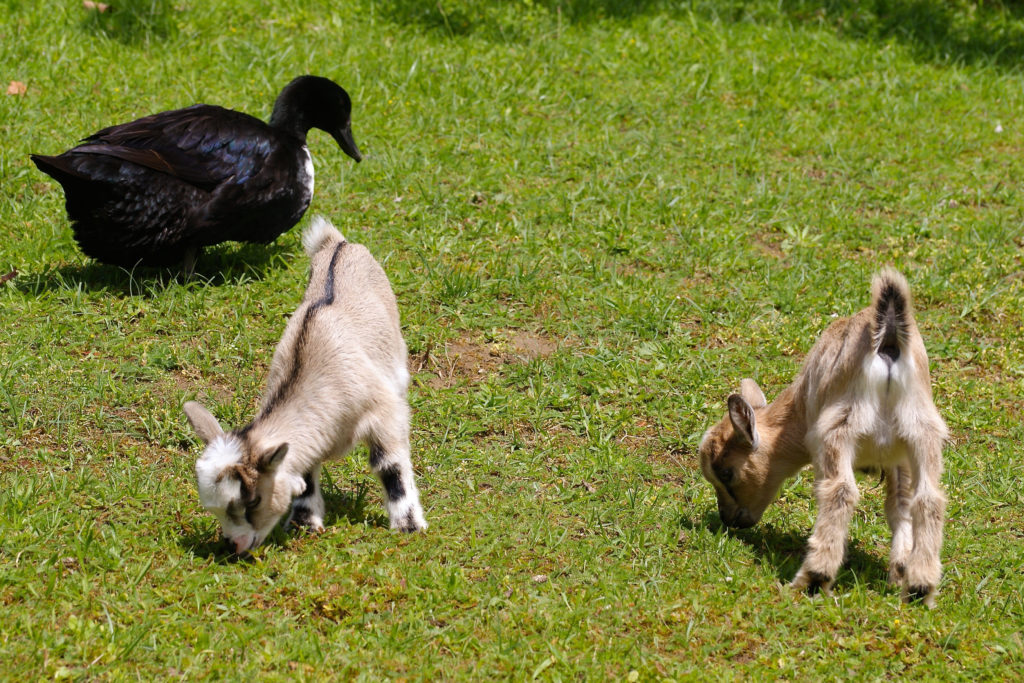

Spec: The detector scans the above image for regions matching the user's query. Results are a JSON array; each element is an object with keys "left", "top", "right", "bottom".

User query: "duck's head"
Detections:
[{"left": 270, "top": 75, "right": 362, "bottom": 162}]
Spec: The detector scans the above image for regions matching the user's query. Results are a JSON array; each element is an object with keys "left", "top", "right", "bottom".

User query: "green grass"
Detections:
[{"left": 2, "top": 0, "right": 1024, "bottom": 678}]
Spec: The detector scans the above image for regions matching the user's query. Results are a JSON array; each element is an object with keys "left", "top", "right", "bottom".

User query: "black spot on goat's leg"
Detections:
[{"left": 378, "top": 465, "right": 406, "bottom": 502}]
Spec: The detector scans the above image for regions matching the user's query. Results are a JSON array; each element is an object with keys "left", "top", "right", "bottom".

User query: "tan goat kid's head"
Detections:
[{"left": 698, "top": 378, "right": 805, "bottom": 529}]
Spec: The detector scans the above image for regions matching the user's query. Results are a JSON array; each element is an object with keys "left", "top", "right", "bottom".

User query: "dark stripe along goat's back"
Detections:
[{"left": 258, "top": 240, "right": 347, "bottom": 420}]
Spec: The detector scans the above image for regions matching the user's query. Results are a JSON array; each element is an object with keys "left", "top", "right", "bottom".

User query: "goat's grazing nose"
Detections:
[
  {"left": 723, "top": 508, "right": 756, "bottom": 529},
  {"left": 232, "top": 536, "right": 252, "bottom": 554}
]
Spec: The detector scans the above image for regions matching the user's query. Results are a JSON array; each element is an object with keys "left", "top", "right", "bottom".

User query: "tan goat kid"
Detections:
[{"left": 698, "top": 270, "right": 947, "bottom": 607}]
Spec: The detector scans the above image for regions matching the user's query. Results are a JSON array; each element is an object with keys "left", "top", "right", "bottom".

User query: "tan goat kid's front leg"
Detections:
[{"left": 791, "top": 427, "right": 859, "bottom": 596}]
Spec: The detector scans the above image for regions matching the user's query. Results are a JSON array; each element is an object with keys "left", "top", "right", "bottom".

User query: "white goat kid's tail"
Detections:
[
  {"left": 871, "top": 268, "right": 913, "bottom": 366},
  {"left": 302, "top": 215, "right": 345, "bottom": 257}
]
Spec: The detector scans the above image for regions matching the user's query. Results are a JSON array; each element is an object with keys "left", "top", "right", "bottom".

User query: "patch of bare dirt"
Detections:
[
  {"left": 753, "top": 232, "right": 786, "bottom": 260},
  {"left": 169, "top": 366, "right": 233, "bottom": 405},
  {"left": 410, "top": 329, "right": 562, "bottom": 389}
]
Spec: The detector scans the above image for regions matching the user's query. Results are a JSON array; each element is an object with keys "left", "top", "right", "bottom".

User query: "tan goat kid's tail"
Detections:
[{"left": 871, "top": 268, "right": 914, "bottom": 366}]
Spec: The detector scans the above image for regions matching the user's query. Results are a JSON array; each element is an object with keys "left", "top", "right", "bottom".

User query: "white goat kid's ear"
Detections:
[
  {"left": 256, "top": 444, "right": 289, "bottom": 473},
  {"left": 727, "top": 394, "right": 760, "bottom": 450},
  {"left": 739, "top": 378, "right": 768, "bottom": 409},
  {"left": 183, "top": 401, "right": 225, "bottom": 445}
]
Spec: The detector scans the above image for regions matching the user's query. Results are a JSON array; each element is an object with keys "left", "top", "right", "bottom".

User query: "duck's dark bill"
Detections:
[{"left": 334, "top": 123, "right": 362, "bottom": 162}]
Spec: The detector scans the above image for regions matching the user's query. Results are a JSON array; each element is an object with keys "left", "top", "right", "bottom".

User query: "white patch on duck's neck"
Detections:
[{"left": 299, "top": 145, "right": 315, "bottom": 200}]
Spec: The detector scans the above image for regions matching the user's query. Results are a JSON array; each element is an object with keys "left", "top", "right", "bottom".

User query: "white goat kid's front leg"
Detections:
[
  {"left": 884, "top": 461, "right": 913, "bottom": 585},
  {"left": 290, "top": 464, "right": 326, "bottom": 532},
  {"left": 792, "top": 431, "right": 859, "bottom": 596},
  {"left": 903, "top": 433, "right": 946, "bottom": 608}
]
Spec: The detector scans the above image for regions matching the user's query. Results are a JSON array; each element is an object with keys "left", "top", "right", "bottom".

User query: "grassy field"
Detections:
[{"left": 2, "top": 0, "right": 1024, "bottom": 678}]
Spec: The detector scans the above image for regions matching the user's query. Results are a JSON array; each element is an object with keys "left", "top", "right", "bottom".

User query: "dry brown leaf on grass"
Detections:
[
  {"left": 83, "top": 0, "right": 111, "bottom": 12},
  {"left": 6, "top": 81, "right": 26, "bottom": 96},
  {"left": 0, "top": 270, "right": 18, "bottom": 284}
]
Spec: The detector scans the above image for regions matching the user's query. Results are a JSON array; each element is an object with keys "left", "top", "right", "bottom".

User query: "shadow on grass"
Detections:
[
  {"left": 774, "top": 0, "right": 1024, "bottom": 69},
  {"left": 320, "top": 477, "right": 389, "bottom": 530},
  {"left": 682, "top": 508, "right": 891, "bottom": 592},
  {"left": 384, "top": 0, "right": 1024, "bottom": 69},
  {"left": 178, "top": 480, "right": 387, "bottom": 561},
  {"left": 381, "top": 0, "right": 672, "bottom": 40},
  {"left": 16, "top": 241, "right": 291, "bottom": 297},
  {"left": 178, "top": 527, "right": 255, "bottom": 564}
]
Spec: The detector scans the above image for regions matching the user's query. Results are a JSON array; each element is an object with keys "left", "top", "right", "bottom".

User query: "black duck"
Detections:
[{"left": 31, "top": 75, "right": 362, "bottom": 268}]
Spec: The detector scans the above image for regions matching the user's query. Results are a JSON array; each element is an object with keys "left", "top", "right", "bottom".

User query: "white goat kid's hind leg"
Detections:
[
  {"left": 369, "top": 416, "right": 426, "bottom": 533},
  {"left": 885, "top": 462, "right": 913, "bottom": 585},
  {"left": 792, "top": 434, "right": 859, "bottom": 596},
  {"left": 290, "top": 464, "right": 326, "bottom": 532},
  {"left": 903, "top": 433, "right": 946, "bottom": 608}
]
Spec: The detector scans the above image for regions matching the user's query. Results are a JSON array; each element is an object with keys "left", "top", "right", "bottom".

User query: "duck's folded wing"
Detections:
[
  {"left": 67, "top": 144, "right": 223, "bottom": 191},
  {"left": 75, "top": 104, "right": 274, "bottom": 192}
]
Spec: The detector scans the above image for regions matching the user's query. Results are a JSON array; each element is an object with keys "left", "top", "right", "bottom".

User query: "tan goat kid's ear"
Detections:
[
  {"left": 739, "top": 378, "right": 767, "bottom": 409},
  {"left": 727, "top": 394, "right": 760, "bottom": 451},
  {"left": 183, "top": 401, "right": 225, "bottom": 445}
]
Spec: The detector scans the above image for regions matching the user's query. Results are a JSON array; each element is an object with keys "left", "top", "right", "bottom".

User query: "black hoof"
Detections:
[
  {"left": 907, "top": 585, "right": 932, "bottom": 603},
  {"left": 396, "top": 510, "right": 424, "bottom": 533},
  {"left": 290, "top": 506, "right": 316, "bottom": 528},
  {"left": 805, "top": 571, "right": 833, "bottom": 596}
]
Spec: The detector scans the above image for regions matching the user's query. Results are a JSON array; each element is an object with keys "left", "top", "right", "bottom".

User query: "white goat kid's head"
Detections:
[
  {"left": 184, "top": 401, "right": 294, "bottom": 554},
  {"left": 698, "top": 378, "right": 779, "bottom": 529}
]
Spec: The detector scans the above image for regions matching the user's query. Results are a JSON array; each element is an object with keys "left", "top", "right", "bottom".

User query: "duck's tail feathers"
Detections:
[
  {"left": 870, "top": 268, "right": 913, "bottom": 365},
  {"left": 302, "top": 215, "right": 345, "bottom": 257},
  {"left": 31, "top": 154, "right": 84, "bottom": 185}
]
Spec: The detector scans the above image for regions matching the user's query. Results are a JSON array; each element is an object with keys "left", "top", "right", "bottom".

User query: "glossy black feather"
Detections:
[{"left": 31, "top": 76, "right": 361, "bottom": 267}]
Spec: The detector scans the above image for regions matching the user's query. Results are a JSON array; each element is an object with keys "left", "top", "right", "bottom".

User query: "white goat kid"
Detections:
[
  {"left": 184, "top": 216, "right": 427, "bottom": 554},
  {"left": 698, "top": 269, "right": 947, "bottom": 607}
]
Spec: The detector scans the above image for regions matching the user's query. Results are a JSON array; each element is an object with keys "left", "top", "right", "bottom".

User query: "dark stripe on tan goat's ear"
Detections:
[{"left": 727, "top": 394, "right": 759, "bottom": 450}]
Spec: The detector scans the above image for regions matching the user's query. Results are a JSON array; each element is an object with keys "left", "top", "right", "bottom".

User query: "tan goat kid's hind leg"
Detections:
[
  {"left": 903, "top": 431, "right": 946, "bottom": 608},
  {"left": 791, "top": 433, "right": 860, "bottom": 596},
  {"left": 884, "top": 461, "right": 913, "bottom": 585}
]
